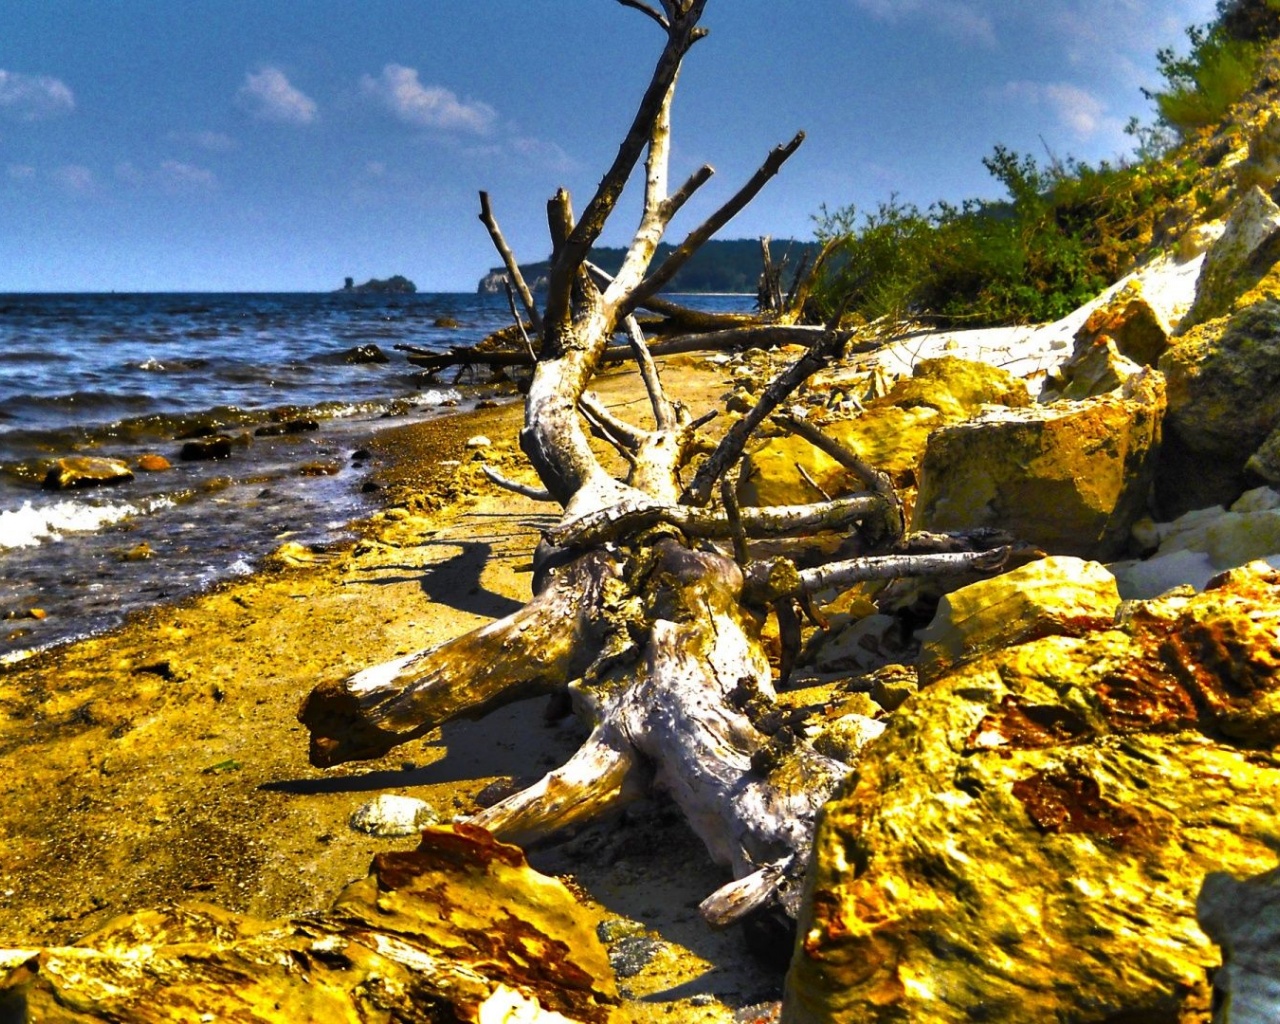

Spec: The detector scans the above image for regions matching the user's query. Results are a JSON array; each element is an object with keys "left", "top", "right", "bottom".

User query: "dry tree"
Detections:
[{"left": 300, "top": 0, "right": 1008, "bottom": 931}]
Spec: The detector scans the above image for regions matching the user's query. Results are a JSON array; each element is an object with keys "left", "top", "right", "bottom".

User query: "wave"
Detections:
[{"left": 0, "top": 495, "right": 176, "bottom": 550}]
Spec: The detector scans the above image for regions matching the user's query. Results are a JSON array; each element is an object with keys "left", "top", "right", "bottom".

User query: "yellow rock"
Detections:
[
  {"left": 913, "top": 369, "right": 1166, "bottom": 559},
  {"left": 916, "top": 556, "right": 1121, "bottom": 683},
  {"left": 0, "top": 824, "right": 618, "bottom": 1023},
  {"left": 786, "top": 563, "right": 1280, "bottom": 1024},
  {"left": 738, "top": 357, "right": 1029, "bottom": 507}
]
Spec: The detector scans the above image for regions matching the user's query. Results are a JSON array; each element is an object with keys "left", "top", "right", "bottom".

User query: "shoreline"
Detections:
[{"left": 0, "top": 352, "right": 775, "bottom": 1020}]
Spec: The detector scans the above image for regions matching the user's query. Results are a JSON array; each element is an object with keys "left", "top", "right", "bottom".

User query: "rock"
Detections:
[
  {"left": 865, "top": 664, "right": 919, "bottom": 713},
  {"left": 1158, "top": 300, "right": 1280, "bottom": 514},
  {"left": 739, "top": 357, "right": 1029, "bottom": 506},
  {"left": 298, "top": 461, "right": 341, "bottom": 477},
  {"left": 1178, "top": 220, "right": 1227, "bottom": 261},
  {"left": 1076, "top": 280, "right": 1173, "bottom": 365},
  {"left": 179, "top": 435, "right": 234, "bottom": 461},
  {"left": 467, "top": 435, "right": 492, "bottom": 449},
  {"left": 342, "top": 344, "right": 390, "bottom": 364},
  {"left": 0, "top": 825, "right": 618, "bottom": 1023},
  {"left": 916, "top": 556, "right": 1121, "bottom": 683},
  {"left": 912, "top": 369, "right": 1166, "bottom": 560},
  {"left": 434, "top": 316, "right": 461, "bottom": 328},
  {"left": 1039, "top": 336, "right": 1144, "bottom": 402},
  {"left": 1235, "top": 109, "right": 1280, "bottom": 193},
  {"left": 1184, "top": 186, "right": 1280, "bottom": 328},
  {"left": 1248, "top": 421, "right": 1280, "bottom": 482},
  {"left": 254, "top": 419, "right": 320, "bottom": 436},
  {"left": 349, "top": 793, "right": 438, "bottom": 837},
  {"left": 42, "top": 456, "right": 134, "bottom": 490},
  {"left": 1109, "top": 486, "right": 1280, "bottom": 598},
  {"left": 136, "top": 453, "right": 171, "bottom": 472},
  {"left": 786, "top": 563, "right": 1280, "bottom": 1024},
  {"left": 121, "top": 542, "right": 153, "bottom": 562},
  {"left": 1198, "top": 861, "right": 1280, "bottom": 1023}
]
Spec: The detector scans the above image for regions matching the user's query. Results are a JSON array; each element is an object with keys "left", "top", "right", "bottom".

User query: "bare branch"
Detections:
[
  {"left": 504, "top": 280, "right": 537, "bottom": 364},
  {"left": 721, "top": 478, "right": 749, "bottom": 565},
  {"left": 798, "top": 547, "right": 1011, "bottom": 596},
  {"left": 579, "top": 392, "right": 644, "bottom": 452},
  {"left": 774, "top": 411, "right": 904, "bottom": 543},
  {"left": 681, "top": 324, "right": 847, "bottom": 507},
  {"left": 615, "top": 0, "right": 669, "bottom": 29},
  {"left": 626, "top": 131, "right": 805, "bottom": 315},
  {"left": 478, "top": 191, "right": 542, "bottom": 333},
  {"left": 482, "top": 465, "right": 556, "bottom": 503},
  {"left": 546, "top": 493, "right": 888, "bottom": 550},
  {"left": 549, "top": 3, "right": 709, "bottom": 325},
  {"left": 626, "top": 315, "right": 676, "bottom": 430}
]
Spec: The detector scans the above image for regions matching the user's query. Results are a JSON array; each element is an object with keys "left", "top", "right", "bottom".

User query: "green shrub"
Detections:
[{"left": 810, "top": 147, "right": 1195, "bottom": 329}]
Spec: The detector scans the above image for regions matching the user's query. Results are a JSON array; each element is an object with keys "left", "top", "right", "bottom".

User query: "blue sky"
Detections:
[{"left": 1, "top": 0, "right": 1216, "bottom": 293}]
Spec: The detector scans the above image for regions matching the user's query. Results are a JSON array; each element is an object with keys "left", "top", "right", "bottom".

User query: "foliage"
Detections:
[
  {"left": 810, "top": 146, "right": 1197, "bottom": 328},
  {"left": 1142, "top": 0, "right": 1280, "bottom": 136}
]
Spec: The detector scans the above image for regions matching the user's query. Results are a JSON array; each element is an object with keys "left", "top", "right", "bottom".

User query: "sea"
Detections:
[{"left": 0, "top": 291, "right": 754, "bottom": 661}]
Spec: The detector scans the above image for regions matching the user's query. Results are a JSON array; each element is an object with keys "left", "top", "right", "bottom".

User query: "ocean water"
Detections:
[{"left": 0, "top": 291, "right": 753, "bottom": 659}]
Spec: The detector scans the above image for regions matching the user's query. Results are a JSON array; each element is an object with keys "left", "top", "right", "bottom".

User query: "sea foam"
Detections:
[{"left": 0, "top": 496, "right": 175, "bottom": 550}]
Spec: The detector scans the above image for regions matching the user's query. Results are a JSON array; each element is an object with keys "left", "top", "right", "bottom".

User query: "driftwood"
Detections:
[{"left": 300, "top": 0, "right": 1012, "bottom": 932}]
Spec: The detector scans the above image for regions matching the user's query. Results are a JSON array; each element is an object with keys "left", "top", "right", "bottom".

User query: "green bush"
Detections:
[{"left": 810, "top": 147, "right": 1195, "bottom": 329}]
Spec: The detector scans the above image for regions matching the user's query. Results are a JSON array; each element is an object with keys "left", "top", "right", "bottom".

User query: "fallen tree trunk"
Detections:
[{"left": 302, "top": 0, "right": 1015, "bottom": 931}]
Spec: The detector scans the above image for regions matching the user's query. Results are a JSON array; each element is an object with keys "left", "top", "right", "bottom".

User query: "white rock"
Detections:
[
  {"left": 349, "top": 794, "right": 437, "bottom": 837},
  {"left": 1110, "top": 487, "right": 1280, "bottom": 599},
  {"left": 466, "top": 435, "right": 491, "bottom": 449}
]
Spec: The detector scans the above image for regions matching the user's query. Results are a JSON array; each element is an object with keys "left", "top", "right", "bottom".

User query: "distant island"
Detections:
[
  {"left": 339, "top": 275, "right": 417, "bottom": 294},
  {"left": 478, "top": 237, "right": 819, "bottom": 295}
]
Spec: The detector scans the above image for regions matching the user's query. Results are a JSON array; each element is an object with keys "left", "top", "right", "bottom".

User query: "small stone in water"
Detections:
[
  {"left": 349, "top": 794, "right": 438, "bottom": 837},
  {"left": 137, "top": 454, "right": 171, "bottom": 472}
]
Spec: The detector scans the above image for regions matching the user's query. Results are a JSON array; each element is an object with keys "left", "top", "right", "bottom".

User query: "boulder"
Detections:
[
  {"left": 785, "top": 563, "right": 1280, "bottom": 1024},
  {"left": 0, "top": 824, "right": 618, "bottom": 1023},
  {"left": 915, "top": 556, "right": 1121, "bottom": 683},
  {"left": 1158, "top": 300, "right": 1280, "bottom": 514},
  {"left": 1074, "top": 279, "right": 1173, "bottom": 367},
  {"left": 42, "top": 456, "right": 134, "bottom": 490},
  {"left": 739, "top": 357, "right": 1029, "bottom": 507},
  {"left": 1183, "top": 187, "right": 1280, "bottom": 328},
  {"left": 1039, "top": 336, "right": 1144, "bottom": 402},
  {"left": 1198, "top": 861, "right": 1280, "bottom": 1023},
  {"left": 1110, "top": 485, "right": 1280, "bottom": 598},
  {"left": 912, "top": 369, "right": 1165, "bottom": 560}
]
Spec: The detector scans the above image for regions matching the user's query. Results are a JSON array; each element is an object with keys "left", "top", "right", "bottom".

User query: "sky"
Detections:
[{"left": 0, "top": 0, "right": 1219, "bottom": 293}]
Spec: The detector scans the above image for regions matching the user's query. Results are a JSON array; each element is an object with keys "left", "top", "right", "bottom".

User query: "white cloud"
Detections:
[
  {"left": 116, "top": 159, "right": 218, "bottom": 194},
  {"left": 851, "top": 0, "right": 996, "bottom": 46},
  {"left": 170, "top": 129, "right": 238, "bottom": 152},
  {"left": 360, "top": 64, "right": 495, "bottom": 134},
  {"left": 52, "top": 164, "right": 95, "bottom": 195},
  {"left": 509, "top": 136, "right": 576, "bottom": 173},
  {"left": 236, "top": 67, "right": 317, "bottom": 124},
  {"left": 998, "top": 80, "right": 1110, "bottom": 140},
  {"left": 158, "top": 160, "right": 218, "bottom": 192},
  {"left": 0, "top": 69, "right": 75, "bottom": 121}
]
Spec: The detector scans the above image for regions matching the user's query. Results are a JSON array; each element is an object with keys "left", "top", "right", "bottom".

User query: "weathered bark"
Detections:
[{"left": 301, "top": 0, "right": 1016, "bottom": 929}]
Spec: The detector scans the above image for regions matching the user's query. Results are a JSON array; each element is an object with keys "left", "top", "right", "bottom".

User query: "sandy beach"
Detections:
[{"left": 0, "top": 352, "right": 788, "bottom": 1020}]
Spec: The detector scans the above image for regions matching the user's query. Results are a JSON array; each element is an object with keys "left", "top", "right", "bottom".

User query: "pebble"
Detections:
[
  {"left": 137, "top": 454, "right": 172, "bottom": 472},
  {"left": 466, "top": 435, "right": 491, "bottom": 448},
  {"left": 349, "top": 794, "right": 438, "bottom": 837},
  {"left": 606, "top": 934, "right": 663, "bottom": 978}
]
